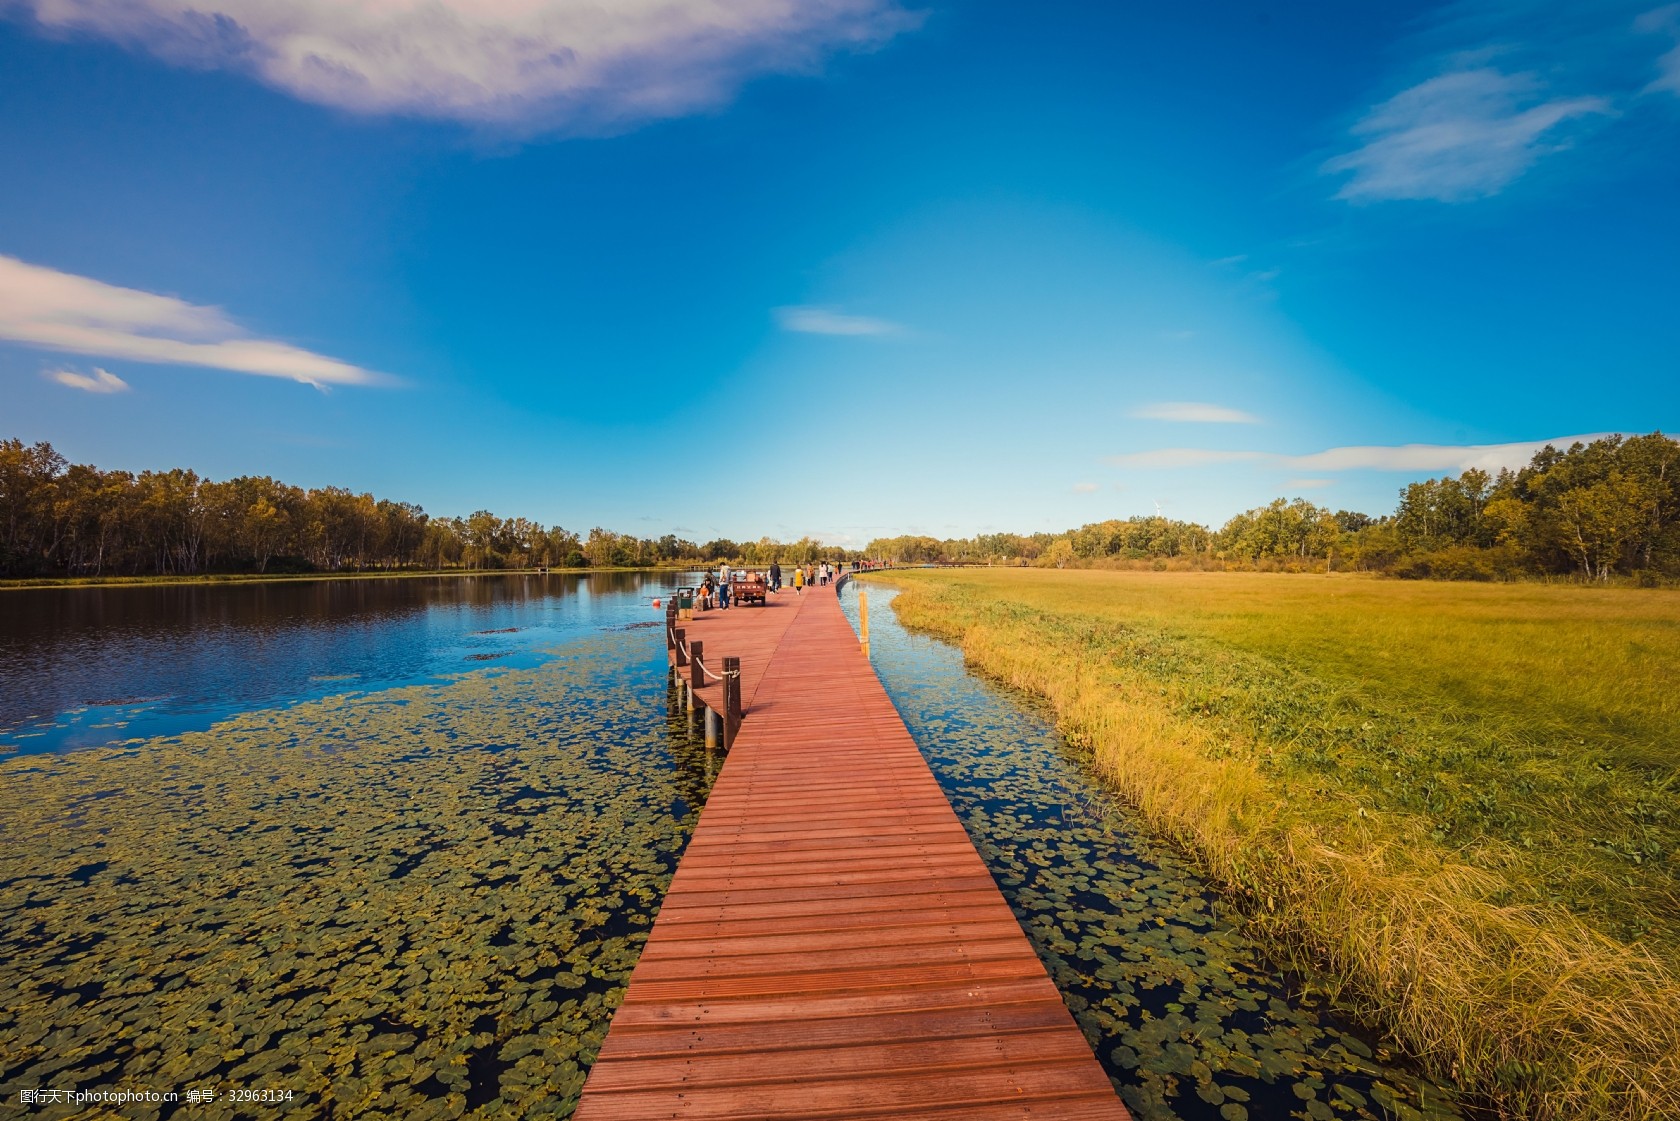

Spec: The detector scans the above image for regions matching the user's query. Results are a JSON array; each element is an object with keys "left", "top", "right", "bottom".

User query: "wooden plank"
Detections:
[{"left": 574, "top": 580, "right": 1130, "bottom": 1120}]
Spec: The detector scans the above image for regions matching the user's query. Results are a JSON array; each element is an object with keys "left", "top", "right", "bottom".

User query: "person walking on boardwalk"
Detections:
[
  {"left": 719, "top": 561, "right": 732, "bottom": 609},
  {"left": 769, "top": 561, "right": 781, "bottom": 593},
  {"left": 792, "top": 565, "right": 804, "bottom": 595}
]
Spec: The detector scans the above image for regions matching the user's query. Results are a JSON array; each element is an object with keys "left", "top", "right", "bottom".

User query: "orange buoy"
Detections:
[{"left": 652, "top": 598, "right": 661, "bottom": 608}]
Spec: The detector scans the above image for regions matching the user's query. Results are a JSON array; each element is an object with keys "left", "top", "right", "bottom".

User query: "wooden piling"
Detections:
[
  {"left": 860, "top": 587, "right": 871, "bottom": 658},
  {"left": 721, "top": 655, "right": 742, "bottom": 750}
]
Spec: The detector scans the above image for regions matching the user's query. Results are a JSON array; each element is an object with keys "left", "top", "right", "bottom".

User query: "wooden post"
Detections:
[
  {"left": 860, "top": 588, "right": 870, "bottom": 659},
  {"left": 703, "top": 706, "right": 719, "bottom": 750},
  {"left": 673, "top": 628, "right": 688, "bottom": 667},
  {"left": 690, "top": 640, "right": 704, "bottom": 688},
  {"left": 722, "top": 656, "right": 742, "bottom": 749}
]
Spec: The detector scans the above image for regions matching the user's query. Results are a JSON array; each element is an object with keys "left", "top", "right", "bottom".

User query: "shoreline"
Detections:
[{"left": 0, "top": 565, "right": 703, "bottom": 592}]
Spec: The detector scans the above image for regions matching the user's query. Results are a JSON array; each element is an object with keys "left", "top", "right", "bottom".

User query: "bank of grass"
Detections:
[{"left": 867, "top": 568, "right": 1679, "bottom": 1121}]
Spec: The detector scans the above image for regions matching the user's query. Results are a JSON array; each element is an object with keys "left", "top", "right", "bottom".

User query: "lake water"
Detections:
[
  {"left": 0, "top": 573, "right": 711, "bottom": 1119},
  {"left": 0, "top": 574, "right": 1470, "bottom": 1120},
  {"left": 0, "top": 572, "right": 692, "bottom": 754}
]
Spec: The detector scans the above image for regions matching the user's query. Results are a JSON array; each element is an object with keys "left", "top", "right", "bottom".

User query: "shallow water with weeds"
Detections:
[
  {"left": 840, "top": 581, "right": 1472, "bottom": 1121},
  {"left": 0, "top": 590, "right": 717, "bottom": 1119}
]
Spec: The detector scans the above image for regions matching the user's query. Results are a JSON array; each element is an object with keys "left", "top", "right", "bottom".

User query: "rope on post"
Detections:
[
  {"left": 685, "top": 638, "right": 726, "bottom": 684},
  {"left": 722, "top": 656, "right": 742, "bottom": 749}
]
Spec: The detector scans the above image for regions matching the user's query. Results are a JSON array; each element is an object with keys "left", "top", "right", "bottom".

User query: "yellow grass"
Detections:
[{"left": 869, "top": 568, "right": 1680, "bottom": 1121}]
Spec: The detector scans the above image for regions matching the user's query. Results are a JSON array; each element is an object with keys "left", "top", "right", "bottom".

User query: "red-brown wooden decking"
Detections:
[{"left": 574, "top": 580, "right": 1130, "bottom": 1120}]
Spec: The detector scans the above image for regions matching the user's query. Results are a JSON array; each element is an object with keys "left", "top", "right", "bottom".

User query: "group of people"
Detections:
[
  {"left": 693, "top": 559, "right": 851, "bottom": 607},
  {"left": 778, "top": 560, "right": 843, "bottom": 595}
]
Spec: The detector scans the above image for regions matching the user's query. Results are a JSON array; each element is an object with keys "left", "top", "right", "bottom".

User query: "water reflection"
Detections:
[
  {"left": 839, "top": 581, "right": 1471, "bottom": 1121},
  {"left": 0, "top": 571, "right": 702, "bottom": 753},
  {"left": 662, "top": 672, "right": 725, "bottom": 816}
]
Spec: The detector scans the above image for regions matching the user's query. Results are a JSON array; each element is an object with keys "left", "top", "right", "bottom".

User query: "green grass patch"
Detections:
[{"left": 866, "top": 567, "right": 1679, "bottom": 1121}]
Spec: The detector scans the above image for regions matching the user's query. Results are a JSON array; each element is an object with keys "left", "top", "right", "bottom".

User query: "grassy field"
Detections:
[{"left": 866, "top": 568, "right": 1679, "bottom": 1121}]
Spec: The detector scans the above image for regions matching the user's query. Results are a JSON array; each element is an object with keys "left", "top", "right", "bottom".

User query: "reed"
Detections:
[{"left": 872, "top": 568, "right": 1680, "bottom": 1120}]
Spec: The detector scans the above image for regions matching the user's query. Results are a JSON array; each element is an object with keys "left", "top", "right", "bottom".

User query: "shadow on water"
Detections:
[
  {"left": 661, "top": 673, "right": 725, "bottom": 816},
  {"left": 839, "top": 581, "right": 1474, "bottom": 1121}
]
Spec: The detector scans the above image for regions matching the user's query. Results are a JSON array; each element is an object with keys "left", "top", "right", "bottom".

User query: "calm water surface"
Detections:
[
  {"left": 840, "top": 579, "right": 1471, "bottom": 1121},
  {"left": 0, "top": 572, "right": 698, "bottom": 753}
]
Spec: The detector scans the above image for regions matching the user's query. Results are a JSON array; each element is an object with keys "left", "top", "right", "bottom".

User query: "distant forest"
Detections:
[
  {"left": 3, "top": 432, "right": 1675, "bottom": 582},
  {"left": 0, "top": 438, "right": 842, "bottom": 578},
  {"left": 865, "top": 432, "right": 1679, "bottom": 583}
]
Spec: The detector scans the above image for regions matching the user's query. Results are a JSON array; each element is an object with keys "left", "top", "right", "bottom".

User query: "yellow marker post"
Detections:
[{"left": 860, "top": 588, "right": 870, "bottom": 658}]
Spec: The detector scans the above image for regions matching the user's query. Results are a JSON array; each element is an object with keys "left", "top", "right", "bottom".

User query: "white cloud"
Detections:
[
  {"left": 11, "top": 0, "right": 918, "bottom": 130},
  {"left": 1654, "top": 41, "right": 1680, "bottom": 93},
  {"left": 1639, "top": 5, "right": 1680, "bottom": 94},
  {"left": 1130, "top": 402, "right": 1261, "bottom": 424},
  {"left": 1285, "top": 478, "right": 1333, "bottom": 490},
  {"left": 47, "top": 366, "right": 129, "bottom": 394},
  {"left": 1280, "top": 435, "right": 1608, "bottom": 472},
  {"left": 0, "top": 255, "right": 383, "bottom": 388},
  {"left": 774, "top": 305, "right": 902, "bottom": 336},
  {"left": 1110, "top": 434, "right": 1609, "bottom": 473},
  {"left": 1325, "top": 67, "right": 1612, "bottom": 201},
  {"left": 1072, "top": 482, "right": 1099, "bottom": 493}
]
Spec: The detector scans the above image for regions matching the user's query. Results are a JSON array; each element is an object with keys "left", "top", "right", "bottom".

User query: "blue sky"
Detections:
[{"left": 2, "top": 0, "right": 1676, "bottom": 544}]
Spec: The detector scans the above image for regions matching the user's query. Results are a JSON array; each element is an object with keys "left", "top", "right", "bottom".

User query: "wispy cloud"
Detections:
[
  {"left": 1639, "top": 5, "right": 1680, "bottom": 94},
  {"left": 1072, "top": 482, "right": 1099, "bottom": 494},
  {"left": 1110, "top": 434, "right": 1609, "bottom": 473},
  {"left": 46, "top": 366, "right": 129, "bottom": 394},
  {"left": 0, "top": 255, "right": 384, "bottom": 388},
  {"left": 1286, "top": 478, "right": 1333, "bottom": 490},
  {"left": 1281, "top": 436, "right": 1609, "bottom": 472},
  {"left": 774, "top": 305, "right": 903, "bottom": 337},
  {"left": 10, "top": 1, "right": 919, "bottom": 132},
  {"left": 1209, "top": 254, "right": 1248, "bottom": 267},
  {"left": 1130, "top": 402, "right": 1261, "bottom": 424},
  {"left": 1325, "top": 67, "right": 1613, "bottom": 202}
]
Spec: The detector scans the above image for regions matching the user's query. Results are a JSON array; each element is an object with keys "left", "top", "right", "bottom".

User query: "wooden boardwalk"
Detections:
[{"left": 574, "top": 580, "right": 1130, "bottom": 1120}]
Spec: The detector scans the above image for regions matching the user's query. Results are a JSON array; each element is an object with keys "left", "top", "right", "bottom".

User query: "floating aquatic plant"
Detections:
[{"left": 0, "top": 634, "right": 712, "bottom": 1119}]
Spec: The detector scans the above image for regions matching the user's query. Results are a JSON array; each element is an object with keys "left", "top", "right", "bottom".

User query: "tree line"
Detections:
[
  {"left": 0, "top": 438, "right": 850, "bottom": 578},
  {"left": 864, "top": 432, "right": 1679, "bottom": 582},
  {"left": 5, "top": 432, "right": 1673, "bottom": 582}
]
